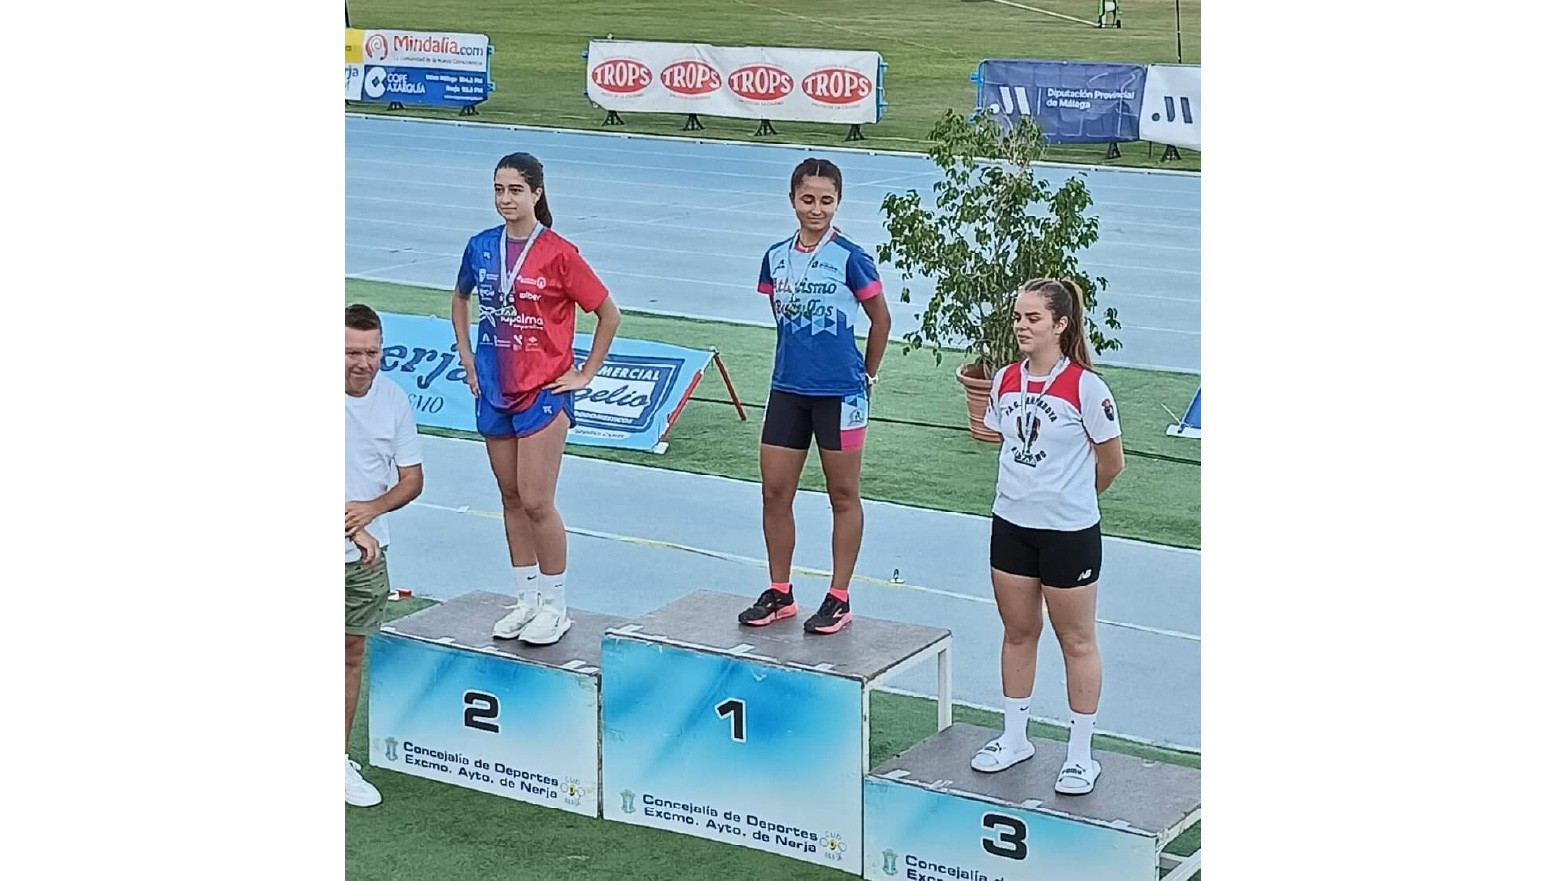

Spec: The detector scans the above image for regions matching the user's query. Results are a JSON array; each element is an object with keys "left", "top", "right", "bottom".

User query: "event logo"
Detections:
[
  {"left": 801, "top": 68, "right": 873, "bottom": 105},
  {"left": 562, "top": 777, "right": 586, "bottom": 807},
  {"left": 364, "top": 32, "right": 389, "bottom": 61},
  {"left": 384, "top": 737, "right": 399, "bottom": 762},
  {"left": 1152, "top": 95, "right": 1195, "bottom": 125},
  {"left": 820, "top": 831, "right": 847, "bottom": 862},
  {"left": 660, "top": 59, "right": 721, "bottom": 96},
  {"left": 727, "top": 64, "right": 793, "bottom": 102},
  {"left": 881, "top": 849, "right": 898, "bottom": 876},
  {"left": 620, "top": 789, "right": 637, "bottom": 813},
  {"left": 591, "top": 58, "right": 653, "bottom": 94},
  {"left": 363, "top": 67, "right": 388, "bottom": 100}
]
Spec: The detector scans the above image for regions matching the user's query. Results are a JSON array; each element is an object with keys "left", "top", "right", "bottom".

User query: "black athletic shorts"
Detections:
[
  {"left": 761, "top": 389, "right": 869, "bottom": 452},
  {"left": 989, "top": 515, "right": 1102, "bottom": 588}
]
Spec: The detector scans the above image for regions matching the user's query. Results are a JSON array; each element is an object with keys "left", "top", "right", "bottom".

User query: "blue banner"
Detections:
[
  {"left": 349, "top": 28, "right": 493, "bottom": 109},
  {"left": 973, "top": 59, "right": 1145, "bottom": 145},
  {"left": 376, "top": 312, "right": 714, "bottom": 453},
  {"left": 359, "top": 65, "right": 489, "bottom": 106}
]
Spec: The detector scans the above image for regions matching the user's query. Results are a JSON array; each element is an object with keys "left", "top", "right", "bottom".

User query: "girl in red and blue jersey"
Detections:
[
  {"left": 737, "top": 158, "right": 892, "bottom": 635},
  {"left": 451, "top": 152, "right": 621, "bottom": 647}
]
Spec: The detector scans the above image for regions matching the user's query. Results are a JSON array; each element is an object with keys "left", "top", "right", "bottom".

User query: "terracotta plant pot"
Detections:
[{"left": 955, "top": 362, "right": 1002, "bottom": 443}]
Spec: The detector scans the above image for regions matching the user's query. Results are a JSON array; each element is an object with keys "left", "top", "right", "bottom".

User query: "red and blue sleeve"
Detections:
[{"left": 562, "top": 248, "right": 610, "bottom": 312}]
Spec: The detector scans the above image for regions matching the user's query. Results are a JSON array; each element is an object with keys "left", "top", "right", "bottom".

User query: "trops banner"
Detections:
[
  {"left": 585, "top": 39, "right": 884, "bottom": 124},
  {"left": 375, "top": 312, "right": 713, "bottom": 453}
]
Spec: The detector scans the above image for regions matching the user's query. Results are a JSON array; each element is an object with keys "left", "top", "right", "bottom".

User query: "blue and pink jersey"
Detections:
[
  {"left": 757, "top": 230, "right": 884, "bottom": 397},
  {"left": 457, "top": 225, "right": 610, "bottom": 411}
]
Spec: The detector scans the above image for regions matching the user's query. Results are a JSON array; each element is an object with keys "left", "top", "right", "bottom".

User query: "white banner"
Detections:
[
  {"left": 361, "top": 29, "right": 490, "bottom": 72},
  {"left": 1138, "top": 64, "right": 1200, "bottom": 149},
  {"left": 586, "top": 40, "right": 882, "bottom": 125}
]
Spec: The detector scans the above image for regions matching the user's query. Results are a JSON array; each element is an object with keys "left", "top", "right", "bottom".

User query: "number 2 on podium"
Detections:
[
  {"left": 715, "top": 698, "right": 746, "bottom": 742},
  {"left": 464, "top": 690, "right": 500, "bottom": 733}
]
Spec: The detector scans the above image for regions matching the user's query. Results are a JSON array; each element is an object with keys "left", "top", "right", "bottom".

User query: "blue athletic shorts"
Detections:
[{"left": 477, "top": 388, "right": 574, "bottom": 438}]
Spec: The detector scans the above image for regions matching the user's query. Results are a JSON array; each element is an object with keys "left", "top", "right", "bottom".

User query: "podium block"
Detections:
[
  {"left": 864, "top": 723, "right": 1202, "bottom": 881},
  {"left": 601, "top": 590, "right": 952, "bottom": 875},
  {"left": 368, "top": 590, "right": 626, "bottom": 816}
]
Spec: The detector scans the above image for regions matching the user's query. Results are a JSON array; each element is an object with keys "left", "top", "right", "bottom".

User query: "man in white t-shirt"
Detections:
[{"left": 344, "top": 304, "right": 424, "bottom": 807}]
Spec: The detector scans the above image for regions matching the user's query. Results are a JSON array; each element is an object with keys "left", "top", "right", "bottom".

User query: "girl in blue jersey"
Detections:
[{"left": 737, "top": 158, "right": 892, "bottom": 635}]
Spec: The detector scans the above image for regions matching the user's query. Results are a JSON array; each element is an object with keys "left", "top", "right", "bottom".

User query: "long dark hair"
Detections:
[
  {"left": 1019, "top": 278, "right": 1093, "bottom": 371},
  {"left": 495, "top": 152, "right": 553, "bottom": 227}
]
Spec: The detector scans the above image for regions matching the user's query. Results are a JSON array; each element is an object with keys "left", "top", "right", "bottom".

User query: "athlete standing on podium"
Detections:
[
  {"left": 451, "top": 151, "right": 622, "bottom": 646},
  {"left": 970, "top": 278, "right": 1124, "bottom": 796},
  {"left": 737, "top": 158, "right": 891, "bottom": 635}
]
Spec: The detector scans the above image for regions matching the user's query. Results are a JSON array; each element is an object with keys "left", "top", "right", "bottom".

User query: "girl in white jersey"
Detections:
[{"left": 969, "top": 278, "right": 1125, "bottom": 796}]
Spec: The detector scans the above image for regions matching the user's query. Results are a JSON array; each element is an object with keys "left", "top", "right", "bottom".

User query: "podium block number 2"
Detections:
[
  {"left": 464, "top": 690, "right": 500, "bottom": 733},
  {"left": 715, "top": 698, "right": 746, "bottom": 742}
]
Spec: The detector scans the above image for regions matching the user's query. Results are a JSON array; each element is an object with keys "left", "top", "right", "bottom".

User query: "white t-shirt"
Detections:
[
  {"left": 345, "top": 376, "right": 424, "bottom": 562},
  {"left": 983, "top": 359, "right": 1121, "bottom": 531}
]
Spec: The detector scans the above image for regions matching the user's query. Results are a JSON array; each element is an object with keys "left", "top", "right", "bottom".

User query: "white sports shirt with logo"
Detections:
[{"left": 983, "top": 359, "right": 1122, "bottom": 531}]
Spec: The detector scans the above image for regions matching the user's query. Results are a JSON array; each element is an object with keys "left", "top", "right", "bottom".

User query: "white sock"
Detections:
[
  {"left": 540, "top": 571, "right": 566, "bottom": 616},
  {"left": 514, "top": 565, "right": 540, "bottom": 603},
  {"left": 1068, "top": 710, "right": 1097, "bottom": 764},
  {"left": 1002, "top": 695, "right": 1032, "bottom": 749}
]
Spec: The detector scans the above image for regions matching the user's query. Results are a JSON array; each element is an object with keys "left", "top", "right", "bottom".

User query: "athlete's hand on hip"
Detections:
[
  {"left": 352, "top": 528, "right": 381, "bottom": 570},
  {"left": 462, "top": 358, "right": 480, "bottom": 397},
  {"left": 345, "top": 500, "right": 381, "bottom": 537},
  {"left": 544, "top": 368, "right": 593, "bottom": 393}
]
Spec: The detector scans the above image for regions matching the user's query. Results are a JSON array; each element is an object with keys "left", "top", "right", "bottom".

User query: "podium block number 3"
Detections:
[
  {"left": 715, "top": 698, "right": 746, "bottom": 742},
  {"left": 982, "top": 813, "right": 1027, "bottom": 860},
  {"left": 465, "top": 690, "right": 500, "bottom": 734}
]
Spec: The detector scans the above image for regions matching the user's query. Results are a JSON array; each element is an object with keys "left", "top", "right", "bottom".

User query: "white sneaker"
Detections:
[
  {"left": 345, "top": 756, "right": 381, "bottom": 807},
  {"left": 970, "top": 737, "right": 1035, "bottom": 773},
  {"left": 518, "top": 601, "right": 572, "bottom": 645},
  {"left": 1055, "top": 757, "right": 1102, "bottom": 795},
  {"left": 492, "top": 595, "right": 541, "bottom": 639}
]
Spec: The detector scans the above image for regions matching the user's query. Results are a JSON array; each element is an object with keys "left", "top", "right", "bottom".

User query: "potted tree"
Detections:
[{"left": 875, "top": 109, "right": 1121, "bottom": 441}]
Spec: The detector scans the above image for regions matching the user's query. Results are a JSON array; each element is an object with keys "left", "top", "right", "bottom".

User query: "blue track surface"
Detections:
[{"left": 346, "top": 115, "right": 1200, "bottom": 373}]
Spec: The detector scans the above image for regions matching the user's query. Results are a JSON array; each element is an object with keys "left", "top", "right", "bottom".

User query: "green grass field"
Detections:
[
  {"left": 348, "top": 277, "right": 1201, "bottom": 549},
  {"left": 347, "top": 0, "right": 1202, "bottom": 170},
  {"left": 347, "top": 598, "right": 1200, "bottom": 880}
]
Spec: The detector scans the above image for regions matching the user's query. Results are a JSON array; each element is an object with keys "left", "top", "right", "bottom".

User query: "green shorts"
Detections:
[{"left": 344, "top": 548, "right": 391, "bottom": 636}]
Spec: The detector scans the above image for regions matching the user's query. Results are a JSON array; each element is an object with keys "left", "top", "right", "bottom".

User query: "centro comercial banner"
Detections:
[{"left": 374, "top": 312, "right": 715, "bottom": 453}]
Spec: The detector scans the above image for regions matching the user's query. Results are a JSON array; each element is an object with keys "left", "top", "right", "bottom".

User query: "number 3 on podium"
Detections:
[
  {"left": 715, "top": 698, "right": 746, "bottom": 742},
  {"left": 982, "top": 813, "right": 1027, "bottom": 860}
]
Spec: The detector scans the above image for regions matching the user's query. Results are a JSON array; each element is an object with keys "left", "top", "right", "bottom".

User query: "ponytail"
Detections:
[
  {"left": 535, "top": 191, "right": 554, "bottom": 228},
  {"left": 1059, "top": 279, "right": 1093, "bottom": 371}
]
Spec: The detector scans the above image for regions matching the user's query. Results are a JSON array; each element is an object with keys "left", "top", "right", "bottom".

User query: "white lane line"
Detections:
[{"left": 410, "top": 501, "right": 1199, "bottom": 642}]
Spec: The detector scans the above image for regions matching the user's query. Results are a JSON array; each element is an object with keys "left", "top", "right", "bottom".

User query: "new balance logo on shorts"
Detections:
[{"left": 1078, "top": 569, "right": 1092, "bottom": 580}]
